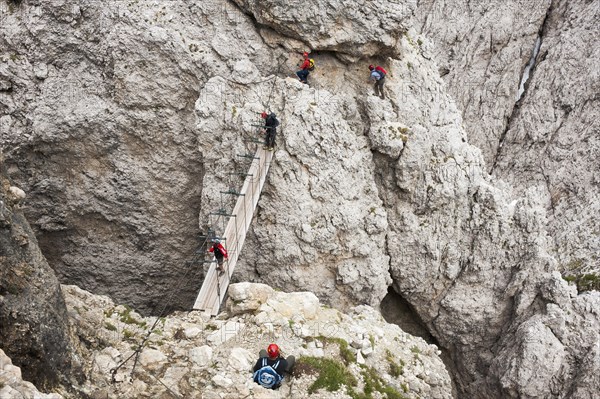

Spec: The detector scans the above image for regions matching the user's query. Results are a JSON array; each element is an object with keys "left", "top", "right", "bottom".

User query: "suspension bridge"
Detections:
[{"left": 193, "top": 145, "right": 274, "bottom": 315}]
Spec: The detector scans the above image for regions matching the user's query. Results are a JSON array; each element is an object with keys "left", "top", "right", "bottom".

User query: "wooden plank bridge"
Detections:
[{"left": 193, "top": 147, "right": 274, "bottom": 315}]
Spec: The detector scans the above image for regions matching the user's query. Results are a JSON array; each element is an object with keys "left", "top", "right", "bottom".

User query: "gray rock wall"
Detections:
[
  {"left": 412, "top": 0, "right": 600, "bottom": 277},
  {"left": 0, "top": 0, "right": 598, "bottom": 398},
  {"left": 492, "top": 0, "right": 600, "bottom": 277},
  {"left": 412, "top": 0, "right": 552, "bottom": 163},
  {"left": 0, "top": 154, "right": 79, "bottom": 391},
  {"left": 1, "top": 0, "right": 213, "bottom": 314}
]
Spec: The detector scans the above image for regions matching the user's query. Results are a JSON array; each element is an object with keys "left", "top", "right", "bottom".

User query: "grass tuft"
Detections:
[
  {"left": 351, "top": 364, "right": 408, "bottom": 399},
  {"left": 386, "top": 349, "right": 404, "bottom": 377},
  {"left": 563, "top": 273, "right": 600, "bottom": 292},
  {"left": 296, "top": 356, "right": 357, "bottom": 394},
  {"left": 316, "top": 336, "right": 355, "bottom": 365}
]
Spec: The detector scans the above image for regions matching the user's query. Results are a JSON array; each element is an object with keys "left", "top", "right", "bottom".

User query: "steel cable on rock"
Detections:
[{"left": 109, "top": 234, "right": 212, "bottom": 383}]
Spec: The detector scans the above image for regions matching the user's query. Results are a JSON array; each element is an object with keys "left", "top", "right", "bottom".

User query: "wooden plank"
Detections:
[{"left": 193, "top": 147, "right": 273, "bottom": 313}]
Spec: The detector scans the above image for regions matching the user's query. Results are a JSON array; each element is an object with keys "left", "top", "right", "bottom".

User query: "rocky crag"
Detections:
[
  {"left": 0, "top": 0, "right": 598, "bottom": 398},
  {"left": 413, "top": 0, "right": 600, "bottom": 278},
  {"left": 56, "top": 282, "right": 453, "bottom": 399},
  {"left": 0, "top": 348, "right": 63, "bottom": 399},
  {"left": 0, "top": 155, "right": 80, "bottom": 392},
  {"left": 0, "top": 0, "right": 206, "bottom": 315}
]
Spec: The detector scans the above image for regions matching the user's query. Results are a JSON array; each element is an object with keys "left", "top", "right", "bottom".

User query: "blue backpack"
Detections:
[{"left": 253, "top": 358, "right": 283, "bottom": 389}]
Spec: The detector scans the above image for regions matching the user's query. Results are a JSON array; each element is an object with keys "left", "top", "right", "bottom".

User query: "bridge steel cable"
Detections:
[
  {"left": 193, "top": 146, "right": 273, "bottom": 314},
  {"left": 109, "top": 233, "right": 213, "bottom": 382},
  {"left": 109, "top": 62, "right": 283, "bottom": 382},
  {"left": 194, "top": 61, "right": 282, "bottom": 315}
]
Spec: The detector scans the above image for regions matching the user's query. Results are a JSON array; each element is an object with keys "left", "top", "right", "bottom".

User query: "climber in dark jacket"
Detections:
[
  {"left": 253, "top": 344, "right": 295, "bottom": 389},
  {"left": 261, "top": 111, "right": 280, "bottom": 150}
]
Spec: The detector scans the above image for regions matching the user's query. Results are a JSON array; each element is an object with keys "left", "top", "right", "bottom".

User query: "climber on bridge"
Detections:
[
  {"left": 261, "top": 111, "right": 280, "bottom": 150},
  {"left": 253, "top": 343, "right": 295, "bottom": 389},
  {"left": 368, "top": 64, "right": 387, "bottom": 99},
  {"left": 208, "top": 239, "right": 228, "bottom": 273},
  {"left": 296, "top": 51, "right": 314, "bottom": 84}
]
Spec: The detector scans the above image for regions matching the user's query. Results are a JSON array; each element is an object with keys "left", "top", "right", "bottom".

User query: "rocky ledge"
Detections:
[{"left": 59, "top": 282, "right": 452, "bottom": 399}]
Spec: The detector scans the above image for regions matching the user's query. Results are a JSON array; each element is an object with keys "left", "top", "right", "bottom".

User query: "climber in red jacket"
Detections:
[
  {"left": 296, "top": 52, "right": 311, "bottom": 84},
  {"left": 208, "top": 239, "right": 228, "bottom": 273},
  {"left": 368, "top": 64, "right": 387, "bottom": 99}
]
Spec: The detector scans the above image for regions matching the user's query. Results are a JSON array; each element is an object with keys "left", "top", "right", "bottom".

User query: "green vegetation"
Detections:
[
  {"left": 348, "top": 364, "right": 408, "bottom": 399},
  {"left": 564, "top": 273, "right": 600, "bottom": 292},
  {"left": 118, "top": 305, "right": 146, "bottom": 327},
  {"left": 296, "top": 356, "right": 357, "bottom": 394},
  {"left": 316, "top": 336, "right": 355, "bottom": 365},
  {"left": 386, "top": 350, "right": 404, "bottom": 377},
  {"left": 123, "top": 329, "right": 134, "bottom": 340},
  {"left": 565, "top": 259, "right": 584, "bottom": 270},
  {"left": 295, "top": 344, "right": 407, "bottom": 398},
  {"left": 105, "top": 322, "right": 117, "bottom": 332},
  {"left": 410, "top": 346, "right": 420, "bottom": 354},
  {"left": 386, "top": 125, "right": 409, "bottom": 143},
  {"left": 369, "top": 334, "right": 375, "bottom": 349},
  {"left": 417, "top": 39, "right": 423, "bottom": 46},
  {"left": 118, "top": 305, "right": 135, "bottom": 323}
]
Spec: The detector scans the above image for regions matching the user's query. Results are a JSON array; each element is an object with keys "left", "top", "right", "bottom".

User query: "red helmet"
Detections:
[
  {"left": 261, "top": 112, "right": 268, "bottom": 118},
  {"left": 368, "top": 64, "right": 375, "bottom": 70},
  {"left": 303, "top": 51, "right": 309, "bottom": 58},
  {"left": 267, "top": 343, "right": 280, "bottom": 358}
]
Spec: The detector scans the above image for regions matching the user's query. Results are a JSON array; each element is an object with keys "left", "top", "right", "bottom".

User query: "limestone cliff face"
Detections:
[
  {"left": 411, "top": 0, "right": 552, "bottom": 163},
  {"left": 492, "top": 0, "right": 600, "bottom": 277},
  {"left": 196, "top": 2, "right": 600, "bottom": 397},
  {"left": 1, "top": 1, "right": 599, "bottom": 398},
  {"left": 232, "top": 0, "right": 414, "bottom": 59},
  {"left": 412, "top": 0, "right": 600, "bottom": 277},
  {"left": 1, "top": 0, "right": 208, "bottom": 314},
  {"left": 0, "top": 156, "right": 79, "bottom": 391}
]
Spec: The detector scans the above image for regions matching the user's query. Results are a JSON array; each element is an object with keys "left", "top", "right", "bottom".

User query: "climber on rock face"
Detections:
[
  {"left": 261, "top": 111, "right": 280, "bottom": 150},
  {"left": 253, "top": 343, "right": 295, "bottom": 389},
  {"left": 208, "top": 239, "right": 228, "bottom": 273},
  {"left": 296, "top": 51, "right": 312, "bottom": 84},
  {"left": 368, "top": 64, "right": 387, "bottom": 99}
]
